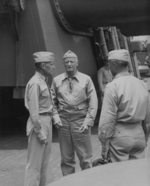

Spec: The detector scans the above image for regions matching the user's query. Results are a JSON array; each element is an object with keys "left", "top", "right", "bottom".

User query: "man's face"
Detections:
[
  {"left": 43, "top": 61, "right": 55, "bottom": 75},
  {"left": 63, "top": 57, "right": 78, "bottom": 73}
]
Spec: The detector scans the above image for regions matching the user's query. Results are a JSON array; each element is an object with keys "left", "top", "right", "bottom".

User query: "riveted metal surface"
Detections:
[{"left": 51, "top": 0, "right": 150, "bottom": 36}]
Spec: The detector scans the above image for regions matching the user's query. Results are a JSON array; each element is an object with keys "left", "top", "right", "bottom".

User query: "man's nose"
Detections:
[{"left": 68, "top": 61, "right": 71, "bottom": 65}]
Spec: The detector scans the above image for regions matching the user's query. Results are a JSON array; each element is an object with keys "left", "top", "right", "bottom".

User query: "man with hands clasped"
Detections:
[{"left": 51, "top": 50, "right": 98, "bottom": 176}]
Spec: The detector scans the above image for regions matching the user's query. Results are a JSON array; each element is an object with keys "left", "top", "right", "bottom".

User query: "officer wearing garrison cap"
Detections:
[
  {"left": 24, "top": 52, "right": 55, "bottom": 186},
  {"left": 98, "top": 49, "right": 150, "bottom": 162},
  {"left": 51, "top": 50, "right": 98, "bottom": 176}
]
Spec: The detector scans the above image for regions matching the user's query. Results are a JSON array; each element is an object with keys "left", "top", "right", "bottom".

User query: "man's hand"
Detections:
[
  {"left": 34, "top": 129, "right": 48, "bottom": 144},
  {"left": 54, "top": 120, "right": 63, "bottom": 129},
  {"left": 79, "top": 123, "right": 89, "bottom": 133},
  {"left": 53, "top": 115, "right": 63, "bottom": 129},
  {"left": 33, "top": 119, "right": 42, "bottom": 134},
  {"left": 33, "top": 120, "right": 47, "bottom": 144},
  {"left": 101, "top": 141, "right": 110, "bottom": 160}
]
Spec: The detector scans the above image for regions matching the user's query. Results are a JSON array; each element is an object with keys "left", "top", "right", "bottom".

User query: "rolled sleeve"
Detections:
[
  {"left": 83, "top": 78, "right": 98, "bottom": 127},
  {"left": 98, "top": 86, "right": 117, "bottom": 143}
]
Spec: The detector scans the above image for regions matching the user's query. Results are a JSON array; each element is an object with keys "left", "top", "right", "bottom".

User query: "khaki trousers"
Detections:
[
  {"left": 109, "top": 122, "right": 146, "bottom": 162},
  {"left": 24, "top": 115, "right": 52, "bottom": 186},
  {"left": 58, "top": 117, "right": 92, "bottom": 176}
]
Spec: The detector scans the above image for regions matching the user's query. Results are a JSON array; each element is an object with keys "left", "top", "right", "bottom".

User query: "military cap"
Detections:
[
  {"left": 63, "top": 50, "right": 77, "bottom": 59},
  {"left": 108, "top": 49, "right": 130, "bottom": 62},
  {"left": 33, "top": 51, "right": 55, "bottom": 63}
]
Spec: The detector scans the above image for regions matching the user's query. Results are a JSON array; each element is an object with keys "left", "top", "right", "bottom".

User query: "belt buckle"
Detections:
[{"left": 40, "top": 112, "right": 51, "bottom": 116}]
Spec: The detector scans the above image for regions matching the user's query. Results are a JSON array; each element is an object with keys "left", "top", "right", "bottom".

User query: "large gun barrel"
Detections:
[{"left": 51, "top": 0, "right": 150, "bottom": 36}]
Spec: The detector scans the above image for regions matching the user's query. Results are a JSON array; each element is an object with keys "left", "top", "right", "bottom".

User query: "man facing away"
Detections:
[
  {"left": 51, "top": 50, "right": 98, "bottom": 176},
  {"left": 24, "top": 51, "right": 55, "bottom": 186},
  {"left": 98, "top": 49, "right": 150, "bottom": 162},
  {"left": 97, "top": 60, "right": 113, "bottom": 103}
]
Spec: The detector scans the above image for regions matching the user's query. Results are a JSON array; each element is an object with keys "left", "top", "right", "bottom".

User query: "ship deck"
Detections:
[
  {"left": 0, "top": 124, "right": 102, "bottom": 186},
  {"left": 0, "top": 124, "right": 150, "bottom": 186}
]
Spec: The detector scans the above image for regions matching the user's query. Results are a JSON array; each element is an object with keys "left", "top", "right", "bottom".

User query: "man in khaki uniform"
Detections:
[
  {"left": 24, "top": 52, "right": 55, "bottom": 186},
  {"left": 98, "top": 49, "right": 150, "bottom": 162},
  {"left": 51, "top": 50, "right": 98, "bottom": 176},
  {"left": 97, "top": 60, "right": 113, "bottom": 103}
]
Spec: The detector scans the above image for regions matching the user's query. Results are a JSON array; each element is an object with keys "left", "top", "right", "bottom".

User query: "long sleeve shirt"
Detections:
[
  {"left": 51, "top": 71, "right": 98, "bottom": 127},
  {"left": 24, "top": 72, "right": 53, "bottom": 135},
  {"left": 98, "top": 71, "right": 150, "bottom": 142}
]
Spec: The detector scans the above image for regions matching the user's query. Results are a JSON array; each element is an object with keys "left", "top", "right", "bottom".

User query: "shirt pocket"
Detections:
[
  {"left": 41, "top": 89, "right": 49, "bottom": 97},
  {"left": 39, "top": 85, "right": 50, "bottom": 108},
  {"left": 72, "top": 85, "right": 86, "bottom": 100}
]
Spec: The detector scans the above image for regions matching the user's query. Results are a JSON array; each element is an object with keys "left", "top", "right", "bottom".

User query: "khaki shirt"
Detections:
[
  {"left": 51, "top": 71, "right": 98, "bottom": 127},
  {"left": 99, "top": 71, "right": 150, "bottom": 142},
  {"left": 25, "top": 72, "right": 52, "bottom": 135}
]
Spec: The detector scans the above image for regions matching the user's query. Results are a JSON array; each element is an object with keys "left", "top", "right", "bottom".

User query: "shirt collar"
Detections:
[
  {"left": 114, "top": 71, "right": 130, "bottom": 79},
  {"left": 35, "top": 71, "right": 46, "bottom": 81},
  {"left": 62, "top": 71, "right": 80, "bottom": 81}
]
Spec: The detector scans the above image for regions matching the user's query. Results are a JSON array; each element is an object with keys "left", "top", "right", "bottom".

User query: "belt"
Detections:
[
  {"left": 39, "top": 112, "right": 51, "bottom": 116},
  {"left": 58, "top": 103, "right": 87, "bottom": 111},
  {"left": 117, "top": 121, "right": 141, "bottom": 125}
]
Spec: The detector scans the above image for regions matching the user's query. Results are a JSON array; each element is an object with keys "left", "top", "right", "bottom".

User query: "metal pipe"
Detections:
[
  {"left": 6, "top": 0, "right": 19, "bottom": 41},
  {"left": 123, "top": 36, "right": 135, "bottom": 75},
  {"left": 113, "top": 27, "right": 120, "bottom": 49},
  {"left": 126, "top": 37, "right": 139, "bottom": 78},
  {"left": 110, "top": 27, "right": 118, "bottom": 50},
  {"left": 99, "top": 27, "right": 108, "bottom": 58}
]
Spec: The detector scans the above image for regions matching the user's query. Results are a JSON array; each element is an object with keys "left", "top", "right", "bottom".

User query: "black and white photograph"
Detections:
[{"left": 0, "top": 1, "right": 150, "bottom": 186}]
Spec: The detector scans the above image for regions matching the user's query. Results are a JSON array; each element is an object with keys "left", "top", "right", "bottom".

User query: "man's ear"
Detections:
[
  {"left": 113, "top": 61, "right": 117, "bottom": 67},
  {"left": 41, "top": 62, "right": 45, "bottom": 69}
]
